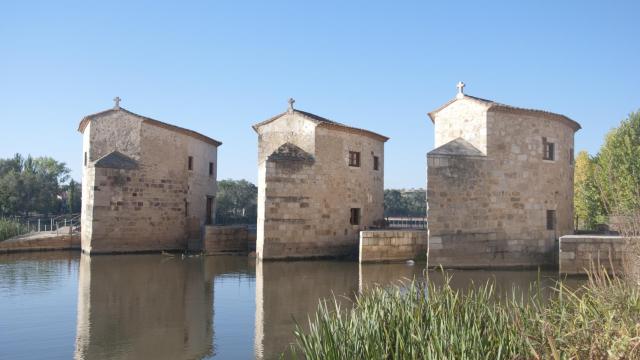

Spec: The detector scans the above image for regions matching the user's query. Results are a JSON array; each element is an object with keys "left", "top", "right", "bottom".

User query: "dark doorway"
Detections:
[{"left": 206, "top": 196, "right": 214, "bottom": 225}]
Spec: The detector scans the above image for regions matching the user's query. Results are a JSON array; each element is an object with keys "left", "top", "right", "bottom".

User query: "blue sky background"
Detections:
[{"left": 1, "top": 0, "right": 638, "bottom": 188}]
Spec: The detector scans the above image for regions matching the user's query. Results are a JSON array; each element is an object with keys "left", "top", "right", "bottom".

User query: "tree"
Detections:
[
  {"left": 0, "top": 153, "right": 71, "bottom": 216},
  {"left": 592, "top": 111, "right": 640, "bottom": 214},
  {"left": 215, "top": 179, "right": 258, "bottom": 224},
  {"left": 384, "top": 189, "right": 426, "bottom": 217},
  {"left": 573, "top": 151, "right": 601, "bottom": 230}
]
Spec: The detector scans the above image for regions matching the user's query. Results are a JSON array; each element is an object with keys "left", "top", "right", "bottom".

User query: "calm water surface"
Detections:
[{"left": 0, "top": 252, "right": 569, "bottom": 359}]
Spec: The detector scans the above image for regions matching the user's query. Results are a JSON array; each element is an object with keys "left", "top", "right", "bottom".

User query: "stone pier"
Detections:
[
  {"left": 559, "top": 235, "right": 629, "bottom": 275},
  {"left": 359, "top": 230, "right": 428, "bottom": 263}
]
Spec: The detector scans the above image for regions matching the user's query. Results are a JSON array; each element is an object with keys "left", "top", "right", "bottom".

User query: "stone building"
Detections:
[
  {"left": 427, "top": 83, "right": 581, "bottom": 267},
  {"left": 78, "top": 98, "right": 221, "bottom": 254},
  {"left": 253, "top": 99, "right": 389, "bottom": 260}
]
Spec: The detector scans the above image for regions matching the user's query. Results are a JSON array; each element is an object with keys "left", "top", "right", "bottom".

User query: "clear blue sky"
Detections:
[{"left": 1, "top": 0, "right": 638, "bottom": 188}]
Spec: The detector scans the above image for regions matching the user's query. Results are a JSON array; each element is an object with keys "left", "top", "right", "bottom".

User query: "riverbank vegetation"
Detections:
[
  {"left": 384, "top": 189, "right": 426, "bottom": 217},
  {"left": 0, "top": 154, "right": 79, "bottom": 217},
  {"left": 0, "top": 218, "right": 26, "bottom": 241},
  {"left": 574, "top": 110, "right": 640, "bottom": 232},
  {"left": 292, "top": 271, "right": 640, "bottom": 359}
]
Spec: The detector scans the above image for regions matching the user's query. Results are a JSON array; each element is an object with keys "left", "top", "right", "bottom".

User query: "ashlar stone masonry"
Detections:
[
  {"left": 427, "top": 84, "right": 581, "bottom": 267},
  {"left": 254, "top": 100, "right": 389, "bottom": 259},
  {"left": 78, "top": 99, "right": 221, "bottom": 254}
]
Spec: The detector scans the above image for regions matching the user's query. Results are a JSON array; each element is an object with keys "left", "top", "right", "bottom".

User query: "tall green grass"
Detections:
[
  {"left": 0, "top": 218, "right": 26, "bottom": 241},
  {"left": 291, "top": 271, "right": 640, "bottom": 359}
]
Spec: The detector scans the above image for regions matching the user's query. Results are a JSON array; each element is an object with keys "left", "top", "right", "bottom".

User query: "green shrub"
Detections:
[
  {"left": 0, "top": 219, "right": 26, "bottom": 241},
  {"left": 291, "top": 271, "right": 640, "bottom": 359}
]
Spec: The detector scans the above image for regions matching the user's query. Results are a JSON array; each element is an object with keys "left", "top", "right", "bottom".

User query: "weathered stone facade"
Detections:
[
  {"left": 559, "top": 235, "right": 629, "bottom": 275},
  {"left": 78, "top": 104, "right": 221, "bottom": 254},
  {"left": 359, "top": 230, "right": 428, "bottom": 263},
  {"left": 254, "top": 105, "right": 388, "bottom": 259},
  {"left": 427, "top": 88, "right": 581, "bottom": 268}
]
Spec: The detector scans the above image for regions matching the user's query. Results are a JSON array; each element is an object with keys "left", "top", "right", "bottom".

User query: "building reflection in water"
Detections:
[
  {"left": 254, "top": 260, "right": 359, "bottom": 359},
  {"left": 70, "top": 253, "right": 567, "bottom": 360},
  {"left": 74, "top": 254, "right": 213, "bottom": 360}
]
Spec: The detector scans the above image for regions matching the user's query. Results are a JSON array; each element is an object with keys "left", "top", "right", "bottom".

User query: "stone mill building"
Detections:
[
  {"left": 427, "top": 83, "right": 581, "bottom": 267},
  {"left": 253, "top": 99, "right": 389, "bottom": 260},
  {"left": 78, "top": 98, "right": 221, "bottom": 254}
]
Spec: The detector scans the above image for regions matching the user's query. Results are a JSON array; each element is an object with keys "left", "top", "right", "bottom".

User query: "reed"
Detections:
[
  {"left": 0, "top": 218, "right": 26, "bottom": 241},
  {"left": 290, "top": 270, "right": 640, "bottom": 359}
]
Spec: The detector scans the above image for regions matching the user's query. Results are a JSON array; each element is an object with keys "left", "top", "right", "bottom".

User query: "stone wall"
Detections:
[
  {"left": 256, "top": 111, "right": 385, "bottom": 259},
  {"left": 559, "top": 235, "right": 628, "bottom": 275},
  {"left": 0, "top": 233, "right": 80, "bottom": 253},
  {"left": 427, "top": 97, "right": 577, "bottom": 268},
  {"left": 81, "top": 109, "right": 218, "bottom": 254},
  {"left": 202, "top": 225, "right": 249, "bottom": 255},
  {"left": 434, "top": 97, "right": 489, "bottom": 154},
  {"left": 359, "top": 230, "right": 428, "bottom": 263}
]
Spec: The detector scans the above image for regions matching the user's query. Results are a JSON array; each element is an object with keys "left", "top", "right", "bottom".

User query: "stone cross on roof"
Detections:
[
  {"left": 287, "top": 98, "right": 295, "bottom": 113},
  {"left": 456, "top": 81, "right": 465, "bottom": 99},
  {"left": 113, "top": 96, "right": 121, "bottom": 109}
]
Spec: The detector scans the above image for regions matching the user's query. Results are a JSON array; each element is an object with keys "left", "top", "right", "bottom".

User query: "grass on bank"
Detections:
[
  {"left": 0, "top": 219, "right": 26, "bottom": 241},
  {"left": 290, "top": 271, "right": 640, "bottom": 359}
]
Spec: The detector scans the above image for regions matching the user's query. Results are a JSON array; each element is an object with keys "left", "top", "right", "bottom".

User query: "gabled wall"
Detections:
[
  {"left": 427, "top": 99, "right": 577, "bottom": 268},
  {"left": 256, "top": 113, "right": 385, "bottom": 259},
  {"left": 81, "top": 111, "right": 218, "bottom": 253}
]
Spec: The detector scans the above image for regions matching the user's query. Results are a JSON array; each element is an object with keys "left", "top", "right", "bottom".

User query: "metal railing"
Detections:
[
  {"left": 385, "top": 216, "right": 427, "bottom": 229},
  {"left": 1, "top": 213, "right": 81, "bottom": 237}
]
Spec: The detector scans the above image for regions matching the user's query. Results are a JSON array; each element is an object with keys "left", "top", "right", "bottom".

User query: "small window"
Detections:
[
  {"left": 209, "top": 162, "right": 214, "bottom": 176},
  {"left": 188, "top": 156, "right": 193, "bottom": 170},
  {"left": 542, "top": 137, "right": 555, "bottom": 161},
  {"left": 569, "top": 148, "right": 574, "bottom": 165},
  {"left": 349, "top": 151, "right": 360, "bottom": 167},
  {"left": 185, "top": 201, "right": 189, "bottom": 217},
  {"left": 350, "top": 208, "right": 360, "bottom": 225},
  {"left": 373, "top": 156, "right": 379, "bottom": 171},
  {"left": 546, "top": 210, "right": 556, "bottom": 230},
  {"left": 84, "top": 152, "right": 87, "bottom": 166}
]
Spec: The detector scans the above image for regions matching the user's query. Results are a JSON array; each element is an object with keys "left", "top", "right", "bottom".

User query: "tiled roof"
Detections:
[
  {"left": 427, "top": 138, "right": 485, "bottom": 157},
  {"left": 94, "top": 151, "right": 138, "bottom": 169},
  {"left": 253, "top": 109, "right": 389, "bottom": 142},
  {"left": 428, "top": 94, "right": 581, "bottom": 132},
  {"left": 78, "top": 107, "right": 222, "bottom": 147},
  {"left": 268, "top": 142, "right": 315, "bottom": 163}
]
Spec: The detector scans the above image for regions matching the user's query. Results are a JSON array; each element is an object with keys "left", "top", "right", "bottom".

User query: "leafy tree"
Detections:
[
  {"left": 592, "top": 111, "right": 640, "bottom": 214},
  {"left": 384, "top": 189, "right": 426, "bottom": 217},
  {"left": 573, "top": 151, "right": 602, "bottom": 229},
  {"left": 215, "top": 179, "right": 257, "bottom": 224},
  {"left": 0, "top": 153, "right": 71, "bottom": 216}
]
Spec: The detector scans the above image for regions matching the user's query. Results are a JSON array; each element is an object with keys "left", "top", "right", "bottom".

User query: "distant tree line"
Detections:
[
  {"left": 0, "top": 154, "right": 80, "bottom": 217},
  {"left": 215, "top": 179, "right": 257, "bottom": 225},
  {"left": 574, "top": 111, "right": 640, "bottom": 231},
  {"left": 384, "top": 189, "right": 426, "bottom": 217}
]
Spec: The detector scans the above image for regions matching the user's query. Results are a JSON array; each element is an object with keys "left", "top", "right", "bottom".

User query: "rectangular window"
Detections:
[
  {"left": 350, "top": 208, "right": 360, "bottom": 225},
  {"left": 349, "top": 151, "right": 360, "bottom": 167},
  {"left": 209, "top": 162, "right": 214, "bottom": 176},
  {"left": 546, "top": 210, "right": 556, "bottom": 230},
  {"left": 188, "top": 156, "right": 193, "bottom": 170},
  {"left": 373, "top": 156, "right": 379, "bottom": 171},
  {"left": 84, "top": 152, "right": 87, "bottom": 166},
  {"left": 542, "top": 137, "right": 555, "bottom": 160},
  {"left": 569, "top": 148, "right": 574, "bottom": 165},
  {"left": 185, "top": 201, "right": 189, "bottom": 218}
]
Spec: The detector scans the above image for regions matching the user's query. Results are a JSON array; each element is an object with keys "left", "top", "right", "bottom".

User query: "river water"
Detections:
[{"left": 0, "top": 252, "right": 570, "bottom": 359}]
